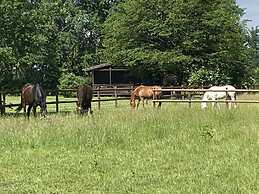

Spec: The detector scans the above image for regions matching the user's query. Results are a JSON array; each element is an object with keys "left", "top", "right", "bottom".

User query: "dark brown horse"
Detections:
[
  {"left": 16, "top": 83, "right": 47, "bottom": 118},
  {"left": 130, "top": 85, "right": 162, "bottom": 109},
  {"left": 76, "top": 85, "right": 93, "bottom": 115}
]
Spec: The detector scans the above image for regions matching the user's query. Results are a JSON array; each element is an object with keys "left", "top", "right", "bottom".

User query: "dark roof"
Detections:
[{"left": 84, "top": 63, "right": 112, "bottom": 72}]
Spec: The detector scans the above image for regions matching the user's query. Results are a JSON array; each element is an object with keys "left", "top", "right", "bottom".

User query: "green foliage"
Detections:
[
  {"left": 246, "top": 27, "right": 259, "bottom": 85},
  {"left": 254, "top": 67, "right": 259, "bottom": 85},
  {"left": 0, "top": 47, "right": 16, "bottom": 90},
  {"left": 0, "top": 0, "right": 257, "bottom": 89},
  {"left": 0, "top": 0, "right": 104, "bottom": 90},
  {"left": 58, "top": 72, "right": 91, "bottom": 97},
  {"left": 59, "top": 72, "right": 91, "bottom": 89},
  {"left": 102, "top": 0, "right": 254, "bottom": 86}
]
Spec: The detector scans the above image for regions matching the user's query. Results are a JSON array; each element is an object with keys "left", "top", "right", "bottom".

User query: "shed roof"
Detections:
[{"left": 84, "top": 63, "right": 112, "bottom": 72}]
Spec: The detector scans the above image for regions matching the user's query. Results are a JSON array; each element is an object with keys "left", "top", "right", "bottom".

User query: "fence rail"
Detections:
[
  {"left": 0, "top": 86, "right": 133, "bottom": 115},
  {"left": 152, "top": 88, "right": 259, "bottom": 108},
  {"left": 1, "top": 86, "right": 259, "bottom": 115},
  {"left": 154, "top": 88, "right": 259, "bottom": 92}
]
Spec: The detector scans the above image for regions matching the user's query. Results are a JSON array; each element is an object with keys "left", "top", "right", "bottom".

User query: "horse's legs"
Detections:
[
  {"left": 216, "top": 101, "right": 220, "bottom": 109},
  {"left": 23, "top": 102, "right": 26, "bottom": 113},
  {"left": 22, "top": 105, "right": 27, "bottom": 118},
  {"left": 27, "top": 105, "right": 33, "bottom": 119},
  {"left": 131, "top": 99, "right": 136, "bottom": 109},
  {"left": 230, "top": 95, "right": 237, "bottom": 109},
  {"left": 211, "top": 97, "right": 215, "bottom": 108},
  {"left": 225, "top": 100, "right": 229, "bottom": 109},
  {"left": 89, "top": 103, "right": 93, "bottom": 114},
  {"left": 225, "top": 95, "right": 229, "bottom": 109},
  {"left": 157, "top": 95, "right": 161, "bottom": 108},
  {"left": 136, "top": 98, "right": 141, "bottom": 109},
  {"left": 33, "top": 106, "right": 37, "bottom": 117},
  {"left": 141, "top": 97, "right": 145, "bottom": 108}
]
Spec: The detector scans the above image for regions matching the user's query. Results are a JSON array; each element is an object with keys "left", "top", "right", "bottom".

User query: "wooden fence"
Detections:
[
  {"left": 152, "top": 88, "right": 259, "bottom": 108},
  {"left": 1, "top": 86, "right": 259, "bottom": 115},
  {"left": 0, "top": 86, "right": 134, "bottom": 115}
]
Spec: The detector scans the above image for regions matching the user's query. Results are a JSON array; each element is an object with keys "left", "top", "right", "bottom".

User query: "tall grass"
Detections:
[{"left": 0, "top": 102, "right": 259, "bottom": 193}]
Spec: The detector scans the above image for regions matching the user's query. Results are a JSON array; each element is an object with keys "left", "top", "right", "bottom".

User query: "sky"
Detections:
[{"left": 236, "top": 0, "right": 259, "bottom": 28}]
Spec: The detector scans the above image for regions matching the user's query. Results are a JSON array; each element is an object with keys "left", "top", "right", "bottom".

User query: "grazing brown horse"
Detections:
[
  {"left": 16, "top": 83, "right": 47, "bottom": 118},
  {"left": 76, "top": 85, "right": 93, "bottom": 115},
  {"left": 130, "top": 85, "right": 162, "bottom": 109}
]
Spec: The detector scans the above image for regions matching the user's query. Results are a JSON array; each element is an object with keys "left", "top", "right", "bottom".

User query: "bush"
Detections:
[
  {"left": 188, "top": 68, "right": 232, "bottom": 86},
  {"left": 58, "top": 73, "right": 91, "bottom": 97},
  {"left": 254, "top": 67, "right": 259, "bottom": 85}
]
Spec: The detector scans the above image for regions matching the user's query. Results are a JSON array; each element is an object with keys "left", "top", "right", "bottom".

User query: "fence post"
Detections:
[
  {"left": 181, "top": 87, "right": 184, "bottom": 100},
  {"left": 97, "top": 86, "right": 101, "bottom": 110},
  {"left": 114, "top": 86, "right": 118, "bottom": 108},
  {"left": 188, "top": 92, "right": 192, "bottom": 108},
  {"left": 153, "top": 88, "right": 156, "bottom": 108},
  {"left": 56, "top": 90, "right": 59, "bottom": 113},
  {"left": 0, "top": 93, "right": 2, "bottom": 115},
  {"left": 225, "top": 87, "right": 229, "bottom": 109},
  {"left": 3, "top": 93, "right": 6, "bottom": 114}
]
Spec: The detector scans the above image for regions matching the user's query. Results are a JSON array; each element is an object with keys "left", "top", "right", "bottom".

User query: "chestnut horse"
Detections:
[
  {"left": 130, "top": 85, "right": 162, "bottom": 109},
  {"left": 16, "top": 83, "right": 47, "bottom": 118},
  {"left": 76, "top": 85, "right": 93, "bottom": 115}
]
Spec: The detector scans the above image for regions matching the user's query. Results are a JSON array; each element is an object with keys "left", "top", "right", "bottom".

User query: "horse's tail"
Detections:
[
  {"left": 15, "top": 91, "right": 24, "bottom": 112},
  {"left": 15, "top": 104, "right": 23, "bottom": 112}
]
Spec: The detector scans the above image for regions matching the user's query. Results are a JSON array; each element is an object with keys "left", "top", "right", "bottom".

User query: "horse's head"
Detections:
[
  {"left": 39, "top": 98, "right": 47, "bottom": 117},
  {"left": 201, "top": 102, "right": 207, "bottom": 109},
  {"left": 130, "top": 98, "right": 136, "bottom": 108},
  {"left": 36, "top": 84, "right": 47, "bottom": 117},
  {"left": 201, "top": 93, "right": 208, "bottom": 109},
  {"left": 130, "top": 92, "right": 136, "bottom": 108}
]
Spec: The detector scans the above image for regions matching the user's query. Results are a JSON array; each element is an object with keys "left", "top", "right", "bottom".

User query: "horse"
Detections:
[
  {"left": 76, "top": 85, "right": 93, "bottom": 115},
  {"left": 130, "top": 85, "right": 162, "bottom": 109},
  {"left": 16, "top": 83, "right": 47, "bottom": 118},
  {"left": 201, "top": 85, "right": 237, "bottom": 109}
]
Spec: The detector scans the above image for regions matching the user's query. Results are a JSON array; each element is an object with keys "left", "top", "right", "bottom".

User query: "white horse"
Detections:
[{"left": 201, "top": 85, "right": 237, "bottom": 109}]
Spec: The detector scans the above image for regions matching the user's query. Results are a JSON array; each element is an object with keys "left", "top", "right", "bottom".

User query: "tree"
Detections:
[
  {"left": 0, "top": 0, "right": 60, "bottom": 89},
  {"left": 247, "top": 26, "right": 259, "bottom": 84},
  {"left": 102, "top": 0, "right": 254, "bottom": 86},
  {"left": 0, "top": 0, "right": 102, "bottom": 90},
  {"left": 0, "top": 48, "right": 16, "bottom": 90}
]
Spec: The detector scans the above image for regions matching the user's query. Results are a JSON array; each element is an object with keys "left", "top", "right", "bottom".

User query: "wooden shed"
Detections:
[{"left": 85, "top": 64, "right": 136, "bottom": 85}]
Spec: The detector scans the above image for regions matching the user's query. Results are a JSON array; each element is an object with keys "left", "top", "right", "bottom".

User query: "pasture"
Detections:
[{"left": 0, "top": 95, "right": 259, "bottom": 193}]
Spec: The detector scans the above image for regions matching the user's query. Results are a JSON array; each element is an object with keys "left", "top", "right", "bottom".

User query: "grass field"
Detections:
[{"left": 0, "top": 95, "right": 259, "bottom": 193}]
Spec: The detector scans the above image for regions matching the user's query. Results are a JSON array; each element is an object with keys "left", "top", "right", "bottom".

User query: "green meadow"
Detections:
[{"left": 0, "top": 96, "right": 259, "bottom": 193}]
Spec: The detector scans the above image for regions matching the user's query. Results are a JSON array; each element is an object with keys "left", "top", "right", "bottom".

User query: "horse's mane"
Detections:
[
  {"left": 22, "top": 83, "right": 33, "bottom": 90},
  {"left": 33, "top": 84, "right": 45, "bottom": 103}
]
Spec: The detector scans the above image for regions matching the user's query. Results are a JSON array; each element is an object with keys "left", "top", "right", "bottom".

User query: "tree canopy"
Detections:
[
  {"left": 102, "top": 0, "right": 256, "bottom": 86},
  {"left": 0, "top": 0, "right": 258, "bottom": 90}
]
